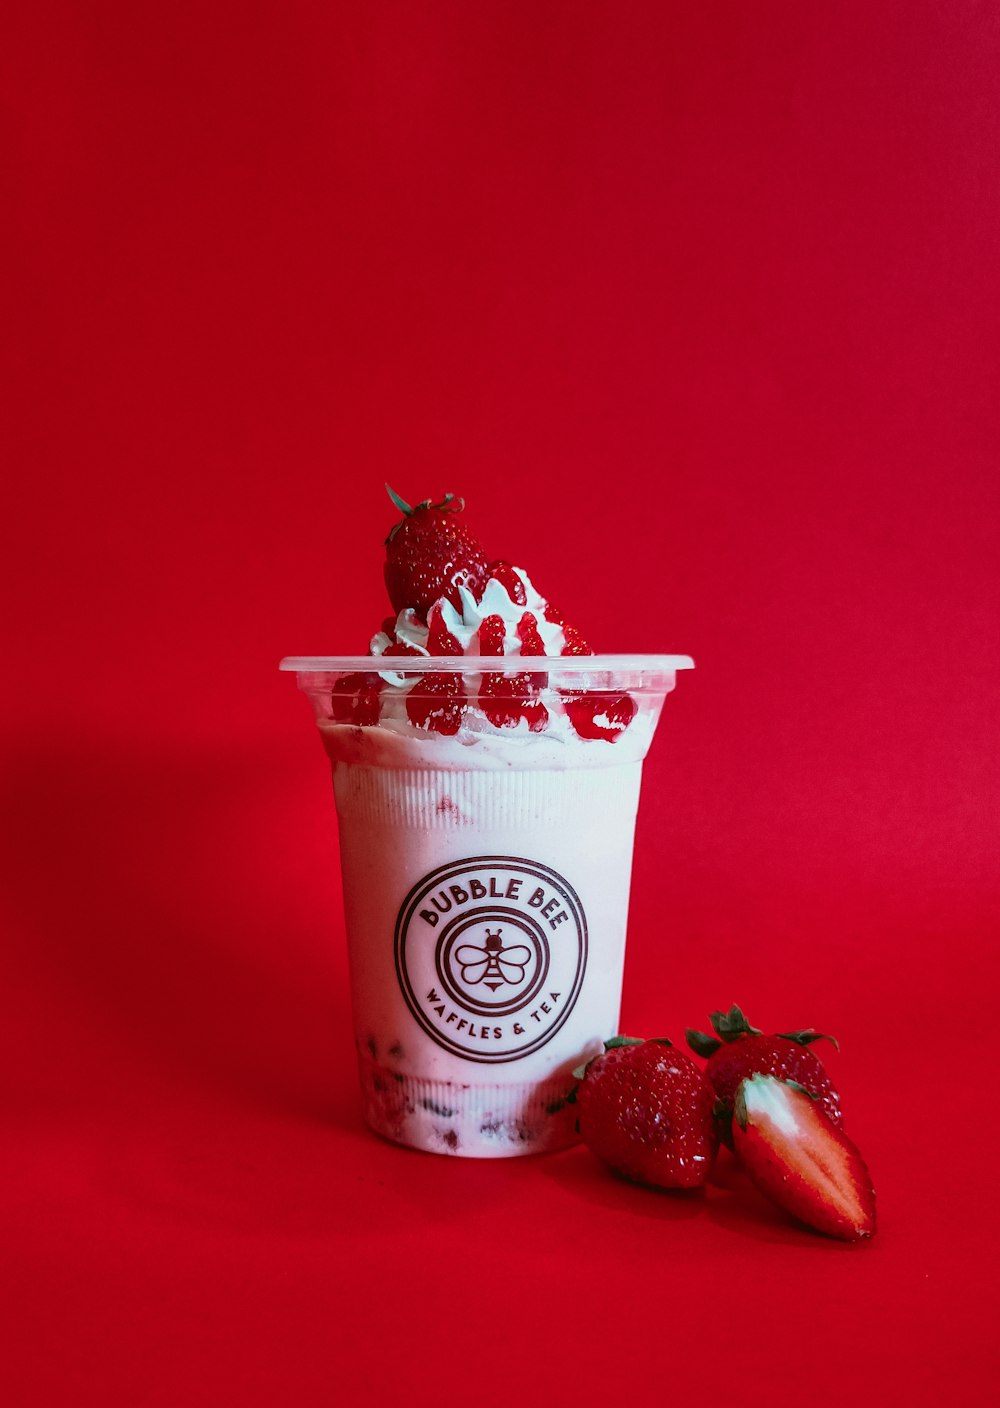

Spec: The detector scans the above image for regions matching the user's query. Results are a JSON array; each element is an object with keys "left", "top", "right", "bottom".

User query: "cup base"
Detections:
[{"left": 357, "top": 1052, "right": 579, "bottom": 1158}]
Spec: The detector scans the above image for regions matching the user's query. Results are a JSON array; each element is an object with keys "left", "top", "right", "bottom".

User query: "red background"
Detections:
[{"left": 3, "top": 2, "right": 998, "bottom": 1402}]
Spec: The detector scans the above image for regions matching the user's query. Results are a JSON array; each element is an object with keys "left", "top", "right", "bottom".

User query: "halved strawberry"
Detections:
[
  {"left": 733, "top": 1075, "right": 876, "bottom": 1241},
  {"left": 384, "top": 486, "right": 489, "bottom": 615}
]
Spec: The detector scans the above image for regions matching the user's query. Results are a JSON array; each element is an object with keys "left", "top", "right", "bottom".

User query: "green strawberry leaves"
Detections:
[
  {"left": 775, "top": 1028, "right": 840, "bottom": 1050},
  {"left": 385, "top": 484, "right": 462, "bottom": 520},
  {"left": 385, "top": 484, "right": 414, "bottom": 516},
  {"left": 710, "top": 1004, "right": 763, "bottom": 1041},
  {"left": 686, "top": 1005, "right": 839, "bottom": 1055},
  {"left": 685, "top": 1029, "right": 723, "bottom": 1058}
]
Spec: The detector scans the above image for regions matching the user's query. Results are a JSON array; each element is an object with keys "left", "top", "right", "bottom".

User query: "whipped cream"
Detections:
[{"left": 370, "top": 568, "right": 565, "bottom": 659}]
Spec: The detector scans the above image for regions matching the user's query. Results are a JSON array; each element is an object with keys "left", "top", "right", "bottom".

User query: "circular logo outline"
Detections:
[
  {"left": 393, "top": 855, "right": 588, "bottom": 1064},
  {"left": 435, "top": 905, "right": 550, "bottom": 1018}
]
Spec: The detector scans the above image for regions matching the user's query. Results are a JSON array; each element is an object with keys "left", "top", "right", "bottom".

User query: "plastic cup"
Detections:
[{"left": 282, "top": 653, "right": 693, "bottom": 1158}]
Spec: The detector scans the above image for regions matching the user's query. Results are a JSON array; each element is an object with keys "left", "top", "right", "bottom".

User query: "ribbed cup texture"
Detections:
[{"left": 334, "top": 763, "right": 642, "bottom": 830}]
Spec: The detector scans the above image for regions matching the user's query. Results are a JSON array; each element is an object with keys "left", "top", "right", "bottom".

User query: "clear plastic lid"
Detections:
[{"left": 280, "top": 655, "right": 694, "bottom": 681}]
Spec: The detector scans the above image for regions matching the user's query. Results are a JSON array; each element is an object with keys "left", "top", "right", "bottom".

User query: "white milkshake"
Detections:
[
  {"left": 285, "top": 491, "right": 691, "bottom": 1156},
  {"left": 285, "top": 651, "right": 692, "bottom": 1157}
]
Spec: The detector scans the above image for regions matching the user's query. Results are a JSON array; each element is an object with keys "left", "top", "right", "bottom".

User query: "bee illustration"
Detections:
[{"left": 454, "top": 928, "right": 532, "bottom": 992}]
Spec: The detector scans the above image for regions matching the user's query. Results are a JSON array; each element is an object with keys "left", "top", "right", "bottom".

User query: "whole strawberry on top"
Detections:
[
  {"left": 383, "top": 486, "right": 489, "bottom": 616},
  {"left": 575, "top": 1037, "right": 718, "bottom": 1190},
  {"left": 686, "top": 1003, "right": 841, "bottom": 1142}
]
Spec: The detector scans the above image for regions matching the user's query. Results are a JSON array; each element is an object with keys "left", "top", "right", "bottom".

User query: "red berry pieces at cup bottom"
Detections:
[{"left": 574, "top": 1004, "right": 877, "bottom": 1242}]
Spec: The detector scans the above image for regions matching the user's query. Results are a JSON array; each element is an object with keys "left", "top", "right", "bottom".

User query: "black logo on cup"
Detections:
[{"left": 394, "top": 857, "right": 588, "bottom": 1063}]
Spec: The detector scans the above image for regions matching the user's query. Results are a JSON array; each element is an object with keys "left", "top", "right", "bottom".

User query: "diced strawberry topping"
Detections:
[
  {"left": 380, "top": 616, "right": 398, "bottom": 638},
  {"left": 516, "top": 612, "right": 546, "bottom": 656},
  {"left": 330, "top": 672, "right": 383, "bottom": 726},
  {"left": 425, "top": 602, "right": 463, "bottom": 656},
  {"left": 482, "top": 674, "right": 549, "bottom": 732},
  {"left": 487, "top": 560, "right": 527, "bottom": 606},
  {"left": 478, "top": 614, "right": 548, "bottom": 730},
  {"left": 478, "top": 614, "right": 507, "bottom": 656},
  {"left": 560, "top": 624, "right": 593, "bottom": 656},
  {"left": 543, "top": 603, "right": 593, "bottom": 656},
  {"left": 382, "top": 640, "right": 422, "bottom": 658},
  {"left": 562, "top": 690, "right": 636, "bottom": 741},
  {"left": 405, "top": 673, "right": 466, "bottom": 735}
]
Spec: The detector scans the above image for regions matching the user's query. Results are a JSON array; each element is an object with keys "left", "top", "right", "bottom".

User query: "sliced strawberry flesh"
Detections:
[
  {"left": 562, "top": 690, "right": 636, "bottom": 741},
  {"left": 734, "top": 1075, "right": 875, "bottom": 1240}
]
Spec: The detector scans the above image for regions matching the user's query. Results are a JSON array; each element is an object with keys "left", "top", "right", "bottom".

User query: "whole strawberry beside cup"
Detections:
[
  {"left": 733, "top": 1074, "right": 876, "bottom": 1241},
  {"left": 575, "top": 1037, "right": 718, "bottom": 1190},
  {"left": 686, "top": 1003, "right": 842, "bottom": 1142}
]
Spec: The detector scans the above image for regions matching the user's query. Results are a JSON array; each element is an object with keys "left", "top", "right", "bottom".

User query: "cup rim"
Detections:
[{"left": 280, "top": 653, "right": 694, "bottom": 674}]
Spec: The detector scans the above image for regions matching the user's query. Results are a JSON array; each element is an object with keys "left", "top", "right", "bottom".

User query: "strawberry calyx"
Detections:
[
  {"left": 685, "top": 1003, "right": 839, "bottom": 1059},
  {"left": 384, "top": 484, "right": 464, "bottom": 542}
]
